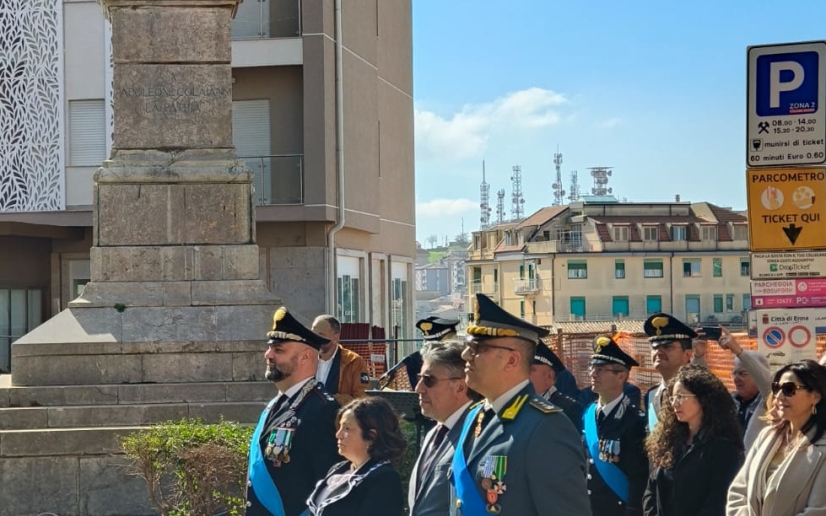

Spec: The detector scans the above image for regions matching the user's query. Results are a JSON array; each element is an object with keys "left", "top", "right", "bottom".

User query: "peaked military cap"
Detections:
[
  {"left": 591, "top": 334, "right": 639, "bottom": 369},
  {"left": 644, "top": 312, "right": 697, "bottom": 349},
  {"left": 466, "top": 293, "right": 549, "bottom": 343},
  {"left": 266, "top": 307, "right": 329, "bottom": 350},
  {"left": 416, "top": 317, "right": 459, "bottom": 341},
  {"left": 533, "top": 342, "right": 565, "bottom": 372}
]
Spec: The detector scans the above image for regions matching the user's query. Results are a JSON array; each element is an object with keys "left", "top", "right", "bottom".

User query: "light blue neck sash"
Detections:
[
  {"left": 450, "top": 404, "right": 488, "bottom": 516},
  {"left": 584, "top": 403, "right": 628, "bottom": 503}
]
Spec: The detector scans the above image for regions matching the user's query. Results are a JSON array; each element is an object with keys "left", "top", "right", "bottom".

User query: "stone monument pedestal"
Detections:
[{"left": 0, "top": 1, "right": 282, "bottom": 514}]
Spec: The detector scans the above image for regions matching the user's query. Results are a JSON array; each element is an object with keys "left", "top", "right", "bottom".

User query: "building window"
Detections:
[
  {"left": 713, "top": 294, "right": 724, "bottom": 313},
  {"left": 683, "top": 259, "right": 701, "bottom": 277},
  {"left": 743, "top": 294, "right": 752, "bottom": 311},
  {"left": 713, "top": 258, "right": 722, "bottom": 277},
  {"left": 0, "top": 288, "right": 43, "bottom": 373},
  {"left": 494, "top": 268, "right": 499, "bottom": 283},
  {"left": 643, "top": 226, "right": 658, "bottom": 241},
  {"left": 726, "top": 294, "right": 734, "bottom": 312},
  {"left": 474, "top": 235, "right": 481, "bottom": 249},
  {"left": 505, "top": 232, "right": 512, "bottom": 246},
  {"left": 740, "top": 258, "right": 750, "bottom": 277},
  {"left": 391, "top": 262, "right": 410, "bottom": 339},
  {"left": 570, "top": 297, "right": 586, "bottom": 320},
  {"left": 615, "top": 260, "right": 625, "bottom": 279},
  {"left": 69, "top": 99, "right": 107, "bottom": 166},
  {"left": 568, "top": 261, "right": 587, "bottom": 279},
  {"left": 646, "top": 295, "right": 662, "bottom": 314},
  {"left": 520, "top": 300, "right": 525, "bottom": 319},
  {"left": 612, "top": 296, "right": 629, "bottom": 317},
  {"left": 644, "top": 260, "right": 664, "bottom": 278},
  {"left": 733, "top": 225, "right": 748, "bottom": 241},
  {"left": 685, "top": 295, "right": 700, "bottom": 324},
  {"left": 613, "top": 226, "right": 628, "bottom": 242},
  {"left": 701, "top": 225, "right": 717, "bottom": 242},
  {"left": 672, "top": 226, "right": 687, "bottom": 241}
]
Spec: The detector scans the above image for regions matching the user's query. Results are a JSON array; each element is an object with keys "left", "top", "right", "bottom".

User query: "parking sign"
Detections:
[{"left": 748, "top": 41, "right": 826, "bottom": 167}]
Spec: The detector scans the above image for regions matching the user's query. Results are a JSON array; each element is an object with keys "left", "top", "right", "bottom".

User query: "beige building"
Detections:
[
  {"left": 467, "top": 199, "right": 751, "bottom": 327},
  {"left": 0, "top": 0, "right": 415, "bottom": 372}
]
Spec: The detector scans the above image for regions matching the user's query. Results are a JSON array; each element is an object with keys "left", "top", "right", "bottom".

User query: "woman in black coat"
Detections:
[
  {"left": 306, "top": 396, "right": 406, "bottom": 516},
  {"left": 643, "top": 366, "right": 744, "bottom": 516}
]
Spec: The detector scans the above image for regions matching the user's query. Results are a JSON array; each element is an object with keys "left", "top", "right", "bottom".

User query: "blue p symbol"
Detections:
[{"left": 756, "top": 51, "right": 819, "bottom": 116}]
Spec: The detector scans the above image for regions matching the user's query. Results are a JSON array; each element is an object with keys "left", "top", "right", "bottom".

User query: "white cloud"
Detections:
[
  {"left": 417, "top": 198, "right": 478, "bottom": 217},
  {"left": 415, "top": 87, "right": 567, "bottom": 161}
]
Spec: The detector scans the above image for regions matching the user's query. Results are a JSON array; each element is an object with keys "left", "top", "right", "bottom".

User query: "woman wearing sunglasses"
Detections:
[
  {"left": 643, "top": 365, "right": 744, "bottom": 516},
  {"left": 727, "top": 359, "right": 826, "bottom": 516}
]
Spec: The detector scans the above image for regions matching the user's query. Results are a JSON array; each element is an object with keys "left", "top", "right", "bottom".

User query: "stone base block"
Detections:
[{"left": 69, "top": 277, "right": 276, "bottom": 307}]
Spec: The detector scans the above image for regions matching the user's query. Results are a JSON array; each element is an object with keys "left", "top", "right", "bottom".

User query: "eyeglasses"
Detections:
[
  {"left": 416, "top": 374, "right": 463, "bottom": 388},
  {"left": 772, "top": 381, "right": 811, "bottom": 397},
  {"left": 464, "top": 340, "right": 517, "bottom": 358},
  {"left": 669, "top": 394, "right": 697, "bottom": 405},
  {"left": 588, "top": 366, "right": 625, "bottom": 375}
]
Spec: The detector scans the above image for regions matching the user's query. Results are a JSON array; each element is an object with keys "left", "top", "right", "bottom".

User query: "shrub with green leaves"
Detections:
[{"left": 121, "top": 418, "right": 254, "bottom": 516}]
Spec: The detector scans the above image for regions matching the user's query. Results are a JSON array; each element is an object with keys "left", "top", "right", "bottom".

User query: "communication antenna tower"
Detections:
[
  {"left": 552, "top": 147, "right": 565, "bottom": 206},
  {"left": 479, "top": 161, "right": 491, "bottom": 228},
  {"left": 496, "top": 189, "right": 506, "bottom": 225},
  {"left": 568, "top": 170, "right": 580, "bottom": 203},
  {"left": 589, "top": 167, "right": 613, "bottom": 196},
  {"left": 510, "top": 165, "right": 525, "bottom": 220}
]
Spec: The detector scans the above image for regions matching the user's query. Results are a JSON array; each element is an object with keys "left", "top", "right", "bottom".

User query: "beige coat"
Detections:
[{"left": 727, "top": 426, "right": 826, "bottom": 516}]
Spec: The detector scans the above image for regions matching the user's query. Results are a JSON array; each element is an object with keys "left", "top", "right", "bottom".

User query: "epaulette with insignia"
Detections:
[
  {"left": 530, "top": 396, "right": 562, "bottom": 414},
  {"left": 501, "top": 394, "right": 529, "bottom": 420}
]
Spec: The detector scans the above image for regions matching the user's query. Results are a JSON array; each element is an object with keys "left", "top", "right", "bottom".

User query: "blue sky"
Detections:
[{"left": 411, "top": 1, "right": 826, "bottom": 244}]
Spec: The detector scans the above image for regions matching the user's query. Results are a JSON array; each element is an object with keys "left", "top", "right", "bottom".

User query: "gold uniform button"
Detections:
[{"left": 456, "top": 499, "right": 462, "bottom": 508}]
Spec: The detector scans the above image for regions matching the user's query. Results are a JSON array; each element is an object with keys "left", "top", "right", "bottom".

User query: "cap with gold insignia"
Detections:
[
  {"left": 644, "top": 312, "right": 697, "bottom": 349},
  {"left": 533, "top": 342, "right": 565, "bottom": 372},
  {"left": 467, "top": 293, "right": 549, "bottom": 343},
  {"left": 416, "top": 317, "right": 459, "bottom": 341},
  {"left": 266, "top": 307, "right": 329, "bottom": 350},
  {"left": 591, "top": 334, "right": 639, "bottom": 369}
]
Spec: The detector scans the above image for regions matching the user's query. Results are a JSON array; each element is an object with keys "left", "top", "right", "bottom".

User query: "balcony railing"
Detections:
[
  {"left": 513, "top": 278, "right": 540, "bottom": 295},
  {"left": 470, "top": 281, "right": 498, "bottom": 296},
  {"left": 231, "top": 0, "right": 302, "bottom": 40},
  {"left": 241, "top": 154, "right": 304, "bottom": 206}
]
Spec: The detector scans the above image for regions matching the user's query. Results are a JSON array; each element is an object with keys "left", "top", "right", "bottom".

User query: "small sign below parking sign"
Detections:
[{"left": 748, "top": 41, "right": 826, "bottom": 167}]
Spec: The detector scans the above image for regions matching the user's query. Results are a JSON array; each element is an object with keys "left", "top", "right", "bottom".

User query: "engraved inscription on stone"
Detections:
[{"left": 114, "top": 65, "right": 232, "bottom": 149}]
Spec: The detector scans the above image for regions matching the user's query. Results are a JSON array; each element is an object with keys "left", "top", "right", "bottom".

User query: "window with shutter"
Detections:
[
  {"left": 232, "top": 100, "right": 272, "bottom": 204},
  {"left": 69, "top": 100, "right": 106, "bottom": 166}
]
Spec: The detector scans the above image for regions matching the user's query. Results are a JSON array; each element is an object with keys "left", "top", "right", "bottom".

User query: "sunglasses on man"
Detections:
[
  {"left": 771, "top": 381, "right": 811, "bottom": 397},
  {"left": 416, "top": 373, "right": 463, "bottom": 388}
]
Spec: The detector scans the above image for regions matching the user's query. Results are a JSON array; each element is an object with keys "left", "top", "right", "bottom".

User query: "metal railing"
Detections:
[
  {"left": 513, "top": 278, "right": 540, "bottom": 295},
  {"left": 469, "top": 280, "right": 498, "bottom": 296},
  {"left": 240, "top": 154, "right": 304, "bottom": 206},
  {"left": 231, "top": 0, "right": 302, "bottom": 40}
]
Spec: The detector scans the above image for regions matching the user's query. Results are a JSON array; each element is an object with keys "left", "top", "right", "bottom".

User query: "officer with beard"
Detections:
[{"left": 246, "top": 307, "right": 341, "bottom": 516}]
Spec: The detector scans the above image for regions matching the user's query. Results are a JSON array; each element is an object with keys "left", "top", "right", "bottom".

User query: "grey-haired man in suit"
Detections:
[{"left": 409, "top": 340, "right": 479, "bottom": 516}]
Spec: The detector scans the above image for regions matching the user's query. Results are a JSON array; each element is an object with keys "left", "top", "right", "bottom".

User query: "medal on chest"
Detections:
[
  {"left": 265, "top": 427, "right": 295, "bottom": 467},
  {"left": 480, "top": 455, "right": 507, "bottom": 514},
  {"left": 598, "top": 438, "right": 621, "bottom": 463}
]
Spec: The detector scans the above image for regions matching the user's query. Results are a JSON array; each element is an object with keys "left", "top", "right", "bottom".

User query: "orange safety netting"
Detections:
[{"left": 544, "top": 331, "right": 826, "bottom": 396}]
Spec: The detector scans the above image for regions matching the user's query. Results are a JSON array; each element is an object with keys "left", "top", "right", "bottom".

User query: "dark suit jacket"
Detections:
[
  {"left": 246, "top": 383, "right": 342, "bottom": 516},
  {"left": 586, "top": 395, "right": 648, "bottom": 516},
  {"left": 449, "top": 383, "right": 591, "bottom": 516},
  {"left": 408, "top": 405, "right": 472, "bottom": 516},
  {"left": 307, "top": 459, "right": 404, "bottom": 516},
  {"left": 642, "top": 435, "right": 743, "bottom": 516}
]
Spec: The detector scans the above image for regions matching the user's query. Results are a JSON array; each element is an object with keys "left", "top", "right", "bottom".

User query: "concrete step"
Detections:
[
  {"left": 0, "top": 401, "right": 266, "bottom": 430},
  {"left": 0, "top": 378, "right": 275, "bottom": 408}
]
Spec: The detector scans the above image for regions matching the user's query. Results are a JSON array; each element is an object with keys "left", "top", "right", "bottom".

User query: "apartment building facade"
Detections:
[
  {"left": 0, "top": 0, "right": 415, "bottom": 371},
  {"left": 467, "top": 199, "right": 751, "bottom": 327}
]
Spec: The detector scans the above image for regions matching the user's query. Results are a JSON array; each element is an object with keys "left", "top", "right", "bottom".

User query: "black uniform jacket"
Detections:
[
  {"left": 307, "top": 459, "right": 404, "bottom": 516},
  {"left": 246, "top": 383, "right": 341, "bottom": 516},
  {"left": 549, "top": 389, "right": 585, "bottom": 433},
  {"left": 586, "top": 395, "right": 648, "bottom": 516},
  {"left": 642, "top": 434, "right": 743, "bottom": 516}
]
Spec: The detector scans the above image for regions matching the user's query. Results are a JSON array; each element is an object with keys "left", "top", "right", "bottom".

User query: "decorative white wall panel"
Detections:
[{"left": 0, "top": 0, "right": 64, "bottom": 211}]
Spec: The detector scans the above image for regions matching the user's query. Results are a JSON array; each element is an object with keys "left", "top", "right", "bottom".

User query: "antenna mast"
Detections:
[
  {"left": 510, "top": 165, "right": 525, "bottom": 220},
  {"left": 568, "top": 170, "right": 580, "bottom": 203},
  {"left": 479, "top": 160, "right": 491, "bottom": 229},
  {"left": 589, "top": 167, "right": 613, "bottom": 196},
  {"left": 552, "top": 147, "right": 565, "bottom": 205},
  {"left": 496, "top": 189, "right": 506, "bottom": 224}
]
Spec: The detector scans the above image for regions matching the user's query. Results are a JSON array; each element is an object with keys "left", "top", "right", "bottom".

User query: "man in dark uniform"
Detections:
[
  {"left": 450, "top": 293, "right": 591, "bottom": 516},
  {"left": 642, "top": 313, "right": 695, "bottom": 432},
  {"left": 246, "top": 307, "right": 341, "bottom": 516},
  {"left": 530, "top": 341, "right": 584, "bottom": 432},
  {"left": 585, "top": 335, "right": 648, "bottom": 516}
]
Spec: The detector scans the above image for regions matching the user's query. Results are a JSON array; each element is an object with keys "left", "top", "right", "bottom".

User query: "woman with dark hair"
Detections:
[
  {"left": 643, "top": 365, "right": 744, "bottom": 516},
  {"left": 727, "top": 359, "right": 826, "bottom": 516},
  {"left": 306, "top": 396, "right": 406, "bottom": 516}
]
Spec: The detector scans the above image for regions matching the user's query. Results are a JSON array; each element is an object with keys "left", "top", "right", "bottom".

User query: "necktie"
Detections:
[
  {"left": 417, "top": 424, "right": 449, "bottom": 490},
  {"left": 598, "top": 410, "right": 606, "bottom": 426}
]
